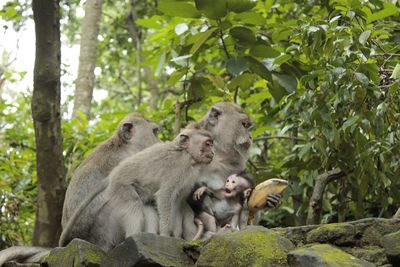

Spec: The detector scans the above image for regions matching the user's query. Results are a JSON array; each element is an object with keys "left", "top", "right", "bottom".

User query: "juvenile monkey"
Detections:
[
  {"left": 191, "top": 171, "right": 254, "bottom": 240},
  {"left": 60, "top": 128, "right": 214, "bottom": 251}
]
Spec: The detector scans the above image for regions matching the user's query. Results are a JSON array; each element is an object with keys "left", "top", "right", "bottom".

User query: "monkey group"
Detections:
[{"left": 0, "top": 102, "right": 281, "bottom": 265}]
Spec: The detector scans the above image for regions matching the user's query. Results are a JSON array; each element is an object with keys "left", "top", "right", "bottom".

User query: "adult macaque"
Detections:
[
  {"left": 191, "top": 172, "right": 254, "bottom": 240},
  {"left": 176, "top": 102, "right": 255, "bottom": 239},
  {"left": 60, "top": 128, "right": 214, "bottom": 251},
  {"left": 62, "top": 113, "right": 160, "bottom": 240},
  {"left": 0, "top": 113, "right": 160, "bottom": 266}
]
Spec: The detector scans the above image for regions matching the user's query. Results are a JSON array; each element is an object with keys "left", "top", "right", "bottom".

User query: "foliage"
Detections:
[{"left": 0, "top": 0, "right": 399, "bottom": 245}]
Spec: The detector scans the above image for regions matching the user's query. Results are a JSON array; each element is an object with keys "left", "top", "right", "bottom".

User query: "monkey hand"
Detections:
[
  {"left": 265, "top": 193, "right": 281, "bottom": 208},
  {"left": 193, "top": 186, "right": 208, "bottom": 201}
]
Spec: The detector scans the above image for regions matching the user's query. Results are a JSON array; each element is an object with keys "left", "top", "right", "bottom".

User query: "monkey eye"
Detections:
[
  {"left": 232, "top": 180, "right": 235, "bottom": 184},
  {"left": 153, "top": 127, "right": 160, "bottom": 135},
  {"left": 242, "top": 120, "right": 252, "bottom": 129},
  {"left": 205, "top": 139, "right": 213, "bottom": 147},
  {"left": 226, "top": 179, "right": 229, "bottom": 183}
]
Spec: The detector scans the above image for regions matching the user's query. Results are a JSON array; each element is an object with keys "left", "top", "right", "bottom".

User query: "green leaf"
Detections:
[
  {"left": 234, "top": 11, "right": 265, "bottom": 25},
  {"left": 230, "top": 26, "right": 256, "bottom": 43},
  {"left": 245, "top": 56, "right": 272, "bottom": 81},
  {"left": 158, "top": 1, "right": 201, "bottom": 18},
  {"left": 355, "top": 72, "right": 369, "bottom": 85},
  {"left": 227, "top": 73, "right": 255, "bottom": 91},
  {"left": 227, "top": 0, "right": 256, "bottom": 13},
  {"left": 390, "top": 64, "right": 400, "bottom": 79},
  {"left": 359, "top": 30, "right": 371, "bottom": 45},
  {"left": 273, "top": 73, "right": 297, "bottom": 93},
  {"left": 274, "top": 54, "right": 291, "bottom": 65},
  {"left": 226, "top": 57, "right": 248, "bottom": 75},
  {"left": 190, "top": 28, "right": 218, "bottom": 55},
  {"left": 167, "top": 70, "right": 186, "bottom": 86},
  {"left": 250, "top": 42, "right": 280, "bottom": 58},
  {"left": 136, "top": 17, "right": 163, "bottom": 29},
  {"left": 367, "top": 3, "right": 398, "bottom": 23},
  {"left": 342, "top": 115, "right": 360, "bottom": 132},
  {"left": 195, "top": 0, "right": 227, "bottom": 19}
]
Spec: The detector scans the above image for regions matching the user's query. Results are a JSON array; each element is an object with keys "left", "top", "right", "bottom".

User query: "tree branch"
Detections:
[{"left": 306, "top": 168, "right": 346, "bottom": 225}]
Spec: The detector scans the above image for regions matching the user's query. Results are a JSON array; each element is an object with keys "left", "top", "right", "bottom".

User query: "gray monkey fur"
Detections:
[{"left": 60, "top": 128, "right": 214, "bottom": 251}]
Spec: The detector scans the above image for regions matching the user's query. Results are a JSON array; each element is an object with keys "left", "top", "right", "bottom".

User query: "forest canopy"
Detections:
[{"left": 0, "top": 0, "right": 399, "bottom": 247}]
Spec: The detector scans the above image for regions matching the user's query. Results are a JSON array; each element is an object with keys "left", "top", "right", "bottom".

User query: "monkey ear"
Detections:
[
  {"left": 121, "top": 122, "right": 134, "bottom": 141},
  {"left": 178, "top": 134, "right": 190, "bottom": 149},
  {"left": 207, "top": 106, "right": 222, "bottom": 126},
  {"left": 243, "top": 188, "right": 252, "bottom": 199}
]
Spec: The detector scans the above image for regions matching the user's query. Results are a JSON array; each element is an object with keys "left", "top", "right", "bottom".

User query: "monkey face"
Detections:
[
  {"left": 178, "top": 130, "right": 215, "bottom": 165},
  {"left": 206, "top": 103, "right": 253, "bottom": 154},
  {"left": 197, "top": 137, "right": 214, "bottom": 164},
  {"left": 224, "top": 174, "right": 251, "bottom": 198}
]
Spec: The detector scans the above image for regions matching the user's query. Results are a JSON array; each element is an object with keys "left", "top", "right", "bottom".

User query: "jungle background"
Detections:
[{"left": 0, "top": 0, "right": 399, "bottom": 248}]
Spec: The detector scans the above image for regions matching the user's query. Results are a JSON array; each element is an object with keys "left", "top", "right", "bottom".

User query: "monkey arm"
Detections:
[
  {"left": 157, "top": 188, "right": 177, "bottom": 236},
  {"left": 193, "top": 186, "right": 216, "bottom": 200}
]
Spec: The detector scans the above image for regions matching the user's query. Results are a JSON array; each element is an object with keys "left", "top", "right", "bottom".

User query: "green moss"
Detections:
[
  {"left": 307, "top": 223, "right": 355, "bottom": 245},
  {"left": 293, "top": 244, "right": 374, "bottom": 267},
  {"left": 197, "top": 229, "right": 293, "bottom": 267}
]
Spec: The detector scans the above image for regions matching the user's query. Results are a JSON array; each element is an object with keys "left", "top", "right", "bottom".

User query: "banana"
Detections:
[{"left": 247, "top": 178, "right": 289, "bottom": 225}]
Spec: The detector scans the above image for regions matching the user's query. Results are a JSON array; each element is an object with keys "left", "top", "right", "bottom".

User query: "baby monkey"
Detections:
[
  {"left": 192, "top": 171, "right": 253, "bottom": 240},
  {"left": 192, "top": 171, "right": 281, "bottom": 240}
]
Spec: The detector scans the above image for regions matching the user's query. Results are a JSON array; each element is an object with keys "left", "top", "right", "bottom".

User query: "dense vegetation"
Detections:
[{"left": 0, "top": 0, "right": 399, "bottom": 247}]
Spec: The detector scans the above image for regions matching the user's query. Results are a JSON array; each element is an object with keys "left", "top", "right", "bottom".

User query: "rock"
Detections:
[
  {"left": 342, "top": 246, "right": 388, "bottom": 266},
  {"left": 272, "top": 218, "right": 400, "bottom": 247},
  {"left": 196, "top": 226, "right": 294, "bottom": 267},
  {"left": 3, "top": 262, "right": 40, "bottom": 267},
  {"left": 42, "top": 239, "right": 106, "bottom": 267},
  {"left": 101, "top": 233, "right": 194, "bottom": 267},
  {"left": 306, "top": 223, "right": 357, "bottom": 246},
  {"left": 382, "top": 230, "right": 400, "bottom": 266},
  {"left": 288, "top": 244, "right": 376, "bottom": 267}
]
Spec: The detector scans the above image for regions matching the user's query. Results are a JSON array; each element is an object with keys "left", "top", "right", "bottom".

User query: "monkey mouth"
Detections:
[
  {"left": 239, "top": 141, "right": 251, "bottom": 151},
  {"left": 225, "top": 188, "right": 231, "bottom": 194}
]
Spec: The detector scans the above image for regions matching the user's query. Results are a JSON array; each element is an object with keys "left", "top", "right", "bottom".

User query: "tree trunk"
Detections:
[
  {"left": 306, "top": 168, "right": 345, "bottom": 225},
  {"left": 72, "top": 0, "right": 103, "bottom": 119},
  {"left": 32, "top": 0, "right": 66, "bottom": 246}
]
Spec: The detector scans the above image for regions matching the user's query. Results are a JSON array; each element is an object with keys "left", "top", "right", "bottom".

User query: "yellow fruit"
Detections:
[{"left": 247, "top": 178, "right": 289, "bottom": 225}]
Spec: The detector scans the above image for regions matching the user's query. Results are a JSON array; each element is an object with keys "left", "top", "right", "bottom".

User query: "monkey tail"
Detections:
[
  {"left": 192, "top": 218, "right": 204, "bottom": 240},
  {"left": 0, "top": 246, "right": 50, "bottom": 266},
  {"left": 59, "top": 179, "right": 109, "bottom": 247}
]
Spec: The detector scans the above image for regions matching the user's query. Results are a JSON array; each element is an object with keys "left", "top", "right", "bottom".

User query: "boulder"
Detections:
[
  {"left": 3, "top": 263, "right": 40, "bottom": 267},
  {"left": 382, "top": 230, "right": 400, "bottom": 266},
  {"left": 287, "top": 244, "right": 375, "bottom": 267},
  {"left": 42, "top": 239, "right": 106, "bottom": 267},
  {"left": 101, "top": 233, "right": 194, "bottom": 267},
  {"left": 306, "top": 223, "right": 357, "bottom": 246},
  {"left": 342, "top": 246, "right": 387, "bottom": 266},
  {"left": 196, "top": 226, "right": 294, "bottom": 267}
]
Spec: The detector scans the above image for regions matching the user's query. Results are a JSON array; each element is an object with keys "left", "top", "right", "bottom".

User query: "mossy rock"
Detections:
[
  {"left": 342, "top": 246, "right": 387, "bottom": 266},
  {"left": 287, "top": 244, "right": 375, "bottom": 267},
  {"left": 196, "top": 226, "right": 294, "bottom": 267},
  {"left": 306, "top": 223, "right": 357, "bottom": 246},
  {"left": 101, "top": 233, "right": 194, "bottom": 267},
  {"left": 3, "top": 262, "right": 40, "bottom": 267},
  {"left": 382, "top": 230, "right": 400, "bottom": 266},
  {"left": 42, "top": 239, "right": 106, "bottom": 267}
]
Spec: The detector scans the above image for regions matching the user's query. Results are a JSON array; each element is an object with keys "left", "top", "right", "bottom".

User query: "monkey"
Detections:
[
  {"left": 0, "top": 113, "right": 161, "bottom": 266},
  {"left": 59, "top": 128, "right": 214, "bottom": 251},
  {"left": 191, "top": 170, "right": 281, "bottom": 240},
  {"left": 62, "top": 112, "right": 161, "bottom": 228},
  {"left": 191, "top": 171, "right": 254, "bottom": 240}
]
